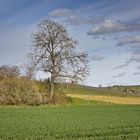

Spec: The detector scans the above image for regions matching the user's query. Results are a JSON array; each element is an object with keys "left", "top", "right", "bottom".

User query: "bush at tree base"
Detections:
[{"left": 0, "top": 78, "right": 69, "bottom": 105}]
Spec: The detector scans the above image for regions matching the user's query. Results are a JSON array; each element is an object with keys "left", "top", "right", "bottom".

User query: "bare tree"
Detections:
[
  {"left": 30, "top": 20, "right": 89, "bottom": 99},
  {"left": 0, "top": 65, "right": 20, "bottom": 79},
  {"left": 21, "top": 60, "right": 35, "bottom": 80}
]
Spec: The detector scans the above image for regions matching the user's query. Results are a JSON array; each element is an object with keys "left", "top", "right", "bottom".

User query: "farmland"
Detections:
[
  {"left": 0, "top": 84, "right": 140, "bottom": 139},
  {"left": 0, "top": 102, "right": 140, "bottom": 140},
  {"left": 60, "top": 84, "right": 140, "bottom": 97},
  {"left": 67, "top": 94, "right": 140, "bottom": 104}
]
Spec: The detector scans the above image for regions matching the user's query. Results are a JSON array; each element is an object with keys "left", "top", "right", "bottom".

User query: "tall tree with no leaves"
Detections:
[{"left": 30, "top": 20, "right": 89, "bottom": 99}]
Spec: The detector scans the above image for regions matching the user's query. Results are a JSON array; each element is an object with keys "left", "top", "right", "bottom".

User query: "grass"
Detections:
[
  {"left": 68, "top": 97, "right": 112, "bottom": 105},
  {"left": 0, "top": 103, "right": 140, "bottom": 140},
  {"left": 111, "top": 85, "right": 140, "bottom": 91},
  {"left": 35, "top": 81, "right": 140, "bottom": 97},
  {"left": 58, "top": 84, "right": 140, "bottom": 97},
  {"left": 0, "top": 83, "right": 140, "bottom": 139}
]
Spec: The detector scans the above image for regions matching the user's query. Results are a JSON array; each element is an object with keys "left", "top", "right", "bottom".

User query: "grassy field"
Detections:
[
  {"left": 0, "top": 102, "right": 140, "bottom": 140},
  {"left": 0, "top": 84, "right": 140, "bottom": 139},
  {"left": 59, "top": 84, "right": 140, "bottom": 97},
  {"left": 111, "top": 85, "right": 140, "bottom": 91}
]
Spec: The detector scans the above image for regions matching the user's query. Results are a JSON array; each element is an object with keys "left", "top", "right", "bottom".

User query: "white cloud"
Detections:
[
  {"left": 130, "top": 46, "right": 140, "bottom": 55},
  {"left": 113, "top": 62, "right": 129, "bottom": 69},
  {"left": 129, "top": 54, "right": 140, "bottom": 63},
  {"left": 87, "top": 20, "right": 124, "bottom": 35},
  {"left": 87, "top": 20, "right": 140, "bottom": 36},
  {"left": 113, "top": 44, "right": 140, "bottom": 70},
  {"left": 118, "top": 35, "right": 140, "bottom": 46},
  {"left": 91, "top": 55, "right": 105, "bottom": 61},
  {"left": 67, "top": 16, "right": 105, "bottom": 26},
  {"left": 48, "top": 8, "right": 105, "bottom": 25},
  {"left": 133, "top": 72, "right": 140, "bottom": 75},
  {"left": 48, "top": 8, "right": 73, "bottom": 17},
  {"left": 137, "top": 66, "right": 140, "bottom": 69},
  {"left": 129, "top": 46, "right": 140, "bottom": 63},
  {"left": 113, "top": 72, "right": 126, "bottom": 78}
]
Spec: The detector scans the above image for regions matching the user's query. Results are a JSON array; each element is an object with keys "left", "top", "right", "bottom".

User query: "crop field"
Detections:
[
  {"left": 67, "top": 94, "right": 140, "bottom": 104},
  {"left": 0, "top": 103, "right": 140, "bottom": 140}
]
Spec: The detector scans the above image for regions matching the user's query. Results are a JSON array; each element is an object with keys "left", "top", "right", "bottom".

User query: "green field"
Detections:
[
  {"left": 59, "top": 84, "right": 140, "bottom": 97},
  {"left": 0, "top": 102, "right": 140, "bottom": 140},
  {"left": 111, "top": 85, "right": 140, "bottom": 91},
  {"left": 0, "top": 84, "right": 140, "bottom": 139}
]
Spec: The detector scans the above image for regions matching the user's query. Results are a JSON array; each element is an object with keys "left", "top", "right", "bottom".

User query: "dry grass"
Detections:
[{"left": 67, "top": 94, "right": 140, "bottom": 104}]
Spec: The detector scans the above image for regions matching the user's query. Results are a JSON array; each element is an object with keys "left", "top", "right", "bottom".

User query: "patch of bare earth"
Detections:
[{"left": 67, "top": 94, "right": 140, "bottom": 104}]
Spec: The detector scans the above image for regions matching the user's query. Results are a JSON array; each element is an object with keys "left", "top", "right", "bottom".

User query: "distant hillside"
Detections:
[
  {"left": 55, "top": 83, "right": 140, "bottom": 97},
  {"left": 35, "top": 80, "right": 140, "bottom": 97},
  {"left": 111, "top": 85, "right": 140, "bottom": 92}
]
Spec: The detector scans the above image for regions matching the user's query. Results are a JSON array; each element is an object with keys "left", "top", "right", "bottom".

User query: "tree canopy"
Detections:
[{"left": 30, "top": 20, "right": 89, "bottom": 99}]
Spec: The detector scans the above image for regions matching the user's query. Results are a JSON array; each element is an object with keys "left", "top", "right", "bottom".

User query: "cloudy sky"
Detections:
[{"left": 0, "top": 0, "right": 140, "bottom": 86}]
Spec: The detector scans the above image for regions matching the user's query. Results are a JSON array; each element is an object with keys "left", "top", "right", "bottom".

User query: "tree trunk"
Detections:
[
  {"left": 49, "top": 74, "right": 54, "bottom": 102},
  {"left": 50, "top": 81, "right": 54, "bottom": 99}
]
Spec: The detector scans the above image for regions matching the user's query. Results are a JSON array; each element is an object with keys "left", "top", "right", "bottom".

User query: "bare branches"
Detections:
[
  {"left": 20, "top": 59, "right": 35, "bottom": 79},
  {"left": 0, "top": 65, "right": 20, "bottom": 79},
  {"left": 30, "top": 19, "right": 89, "bottom": 96}
]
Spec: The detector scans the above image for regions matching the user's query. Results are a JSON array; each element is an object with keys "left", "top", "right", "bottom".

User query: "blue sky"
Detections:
[{"left": 0, "top": 0, "right": 140, "bottom": 86}]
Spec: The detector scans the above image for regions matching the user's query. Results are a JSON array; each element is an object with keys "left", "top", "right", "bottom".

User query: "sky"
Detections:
[{"left": 0, "top": 0, "right": 140, "bottom": 86}]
